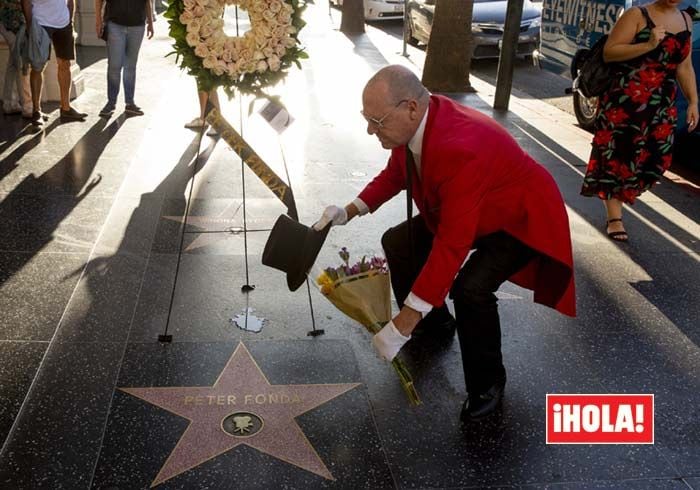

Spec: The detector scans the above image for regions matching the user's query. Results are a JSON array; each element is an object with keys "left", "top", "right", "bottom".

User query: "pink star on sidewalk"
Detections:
[{"left": 120, "top": 342, "right": 360, "bottom": 487}]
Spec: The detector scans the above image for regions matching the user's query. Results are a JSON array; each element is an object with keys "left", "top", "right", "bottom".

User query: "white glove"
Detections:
[
  {"left": 372, "top": 321, "right": 411, "bottom": 362},
  {"left": 313, "top": 205, "right": 348, "bottom": 231}
]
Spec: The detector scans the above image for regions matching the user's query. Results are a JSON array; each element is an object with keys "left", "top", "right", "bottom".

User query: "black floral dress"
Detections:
[{"left": 581, "top": 6, "right": 691, "bottom": 204}]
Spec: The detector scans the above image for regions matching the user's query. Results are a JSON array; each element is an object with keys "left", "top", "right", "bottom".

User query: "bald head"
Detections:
[
  {"left": 364, "top": 65, "right": 429, "bottom": 106},
  {"left": 361, "top": 65, "right": 431, "bottom": 149}
]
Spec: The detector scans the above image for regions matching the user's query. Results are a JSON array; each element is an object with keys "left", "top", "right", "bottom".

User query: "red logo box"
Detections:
[{"left": 546, "top": 394, "right": 654, "bottom": 444}]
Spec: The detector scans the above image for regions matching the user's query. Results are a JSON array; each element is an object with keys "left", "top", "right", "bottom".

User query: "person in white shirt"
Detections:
[{"left": 21, "top": 0, "right": 87, "bottom": 124}]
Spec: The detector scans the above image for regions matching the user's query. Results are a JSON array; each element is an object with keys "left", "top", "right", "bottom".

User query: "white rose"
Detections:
[
  {"left": 215, "top": 29, "right": 226, "bottom": 41},
  {"left": 267, "top": 54, "right": 281, "bottom": 71},
  {"left": 257, "top": 23, "right": 271, "bottom": 37},
  {"left": 222, "top": 49, "right": 233, "bottom": 62},
  {"left": 186, "top": 31, "right": 200, "bottom": 47},
  {"left": 273, "top": 26, "right": 286, "bottom": 38},
  {"left": 189, "top": 17, "right": 202, "bottom": 31},
  {"left": 262, "top": 46, "right": 274, "bottom": 58},
  {"left": 253, "top": 50, "right": 265, "bottom": 60},
  {"left": 200, "top": 24, "right": 214, "bottom": 38},
  {"left": 187, "top": 23, "right": 200, "bottom": 35},
  {"left": 203, "top": 54, "right": 218, "bottom": 69},
  {"left": 179, "top": 11, "right": 194, "bottom": 24},
  {"left": 267, "top": 17, "right": 280, "bottom": 30},
  {"left": 269, "top": 0, "right": 282, "bottom": 12},
  {"left": 213, "top": 60, "right": 227, "bottom": 75},
  {"left": 183, "top": 0, "right": 196, "bottom": 8},
  {"left": 285, "top": 26, "right": 296, "bottom": 35},
  {"left": 238, "top": 48, "right": 253, "bottom": 62},
  {"left": 226, "top": 62, "right": 238, "bottom": 77},
  {"left": 262, "top": 10, "right": 276, "bottom": 22},
  {"left": 275, "top": 44, "right": 286, "bottom": 56},
  {"left": 256, "top": 60, "right": 268, "bottom": 72},
  {"left": 194, "top": 0, "right": 208, "bottom": 8},
  {"left": 282, "top": 3, "right": 293, "bottom": 15},
  {"left": 283, "top": 36, "right": 296, "bottom": 48},
  {"left": 254, "top": 36, "right": 269, "bottom": 49},
  {"left": 277, "top": 11, "right": 292, "bottom": 24},
  {"left": 194, "top": 43, "right": 210, "bottom": 57},
  {"left": 253, "top": 1, "right": 266, "bottom": 13},
  {"left": 193, "top": 5, "right": 206, "bottom": 16}
]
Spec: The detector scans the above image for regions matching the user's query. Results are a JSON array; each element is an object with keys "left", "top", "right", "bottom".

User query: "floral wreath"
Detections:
[{"left": 164, "top": 0, "right": 308, "bottom": 96}]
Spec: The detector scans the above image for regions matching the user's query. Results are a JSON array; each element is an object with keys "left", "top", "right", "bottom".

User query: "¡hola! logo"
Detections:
[{"left": 546, "top": 394, "right": 654, "bottom": 444}]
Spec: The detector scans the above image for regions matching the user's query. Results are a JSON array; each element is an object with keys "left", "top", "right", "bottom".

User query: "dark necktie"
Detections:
[{"left": 405, "top": 147, "right": 415, "bottom": 274}]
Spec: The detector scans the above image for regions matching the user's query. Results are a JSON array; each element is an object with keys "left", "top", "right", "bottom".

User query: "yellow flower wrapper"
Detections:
[{"left": 315, "top": 270, "right": 421, "bottom": 406}]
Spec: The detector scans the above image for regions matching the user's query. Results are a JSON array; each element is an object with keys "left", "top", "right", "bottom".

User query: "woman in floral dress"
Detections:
[{"left": 581, "top": 0, "right": 698, "bottom": 242}]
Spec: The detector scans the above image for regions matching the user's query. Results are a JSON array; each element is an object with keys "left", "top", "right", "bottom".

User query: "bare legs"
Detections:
[
  {"left": 57, "top": 58, "right": 71, "bottom": 111},
  {"left": 198, "top": 89, "right": 220, "bottom": 118},
  {"left": 605, "top": 198, "right": 628, "bottom": 241},
  {"left": 30, "top": 69, "right": 43, "bottom": 113}
]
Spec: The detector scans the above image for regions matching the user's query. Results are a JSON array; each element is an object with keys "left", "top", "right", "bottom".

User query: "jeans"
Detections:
[
  {"left": 106, "top": 21, "right": 145, "bottom": 106},
  {"left": 381, "top": 215, "right": 537, "bottom": 396}
]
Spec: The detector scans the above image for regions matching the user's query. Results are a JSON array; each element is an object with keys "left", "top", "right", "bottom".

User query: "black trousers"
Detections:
[{"left": 381, "top": 215, "right": 536, "bottom": 396}]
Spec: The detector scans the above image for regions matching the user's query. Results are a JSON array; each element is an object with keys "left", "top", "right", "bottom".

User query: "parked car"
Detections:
[
  {"left": 405, "top": 0, "right": 542, "bottom": 59},
  {"left": 533, "top": 0, "right": 700, "bottom": 166},
  {"left": 329, "top": 0, "right": 404, "bottom": 21}
]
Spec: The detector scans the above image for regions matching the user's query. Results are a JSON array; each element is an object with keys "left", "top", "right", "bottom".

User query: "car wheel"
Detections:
[{"left": 573, "top": 91, "right": 598, "bottom": 132}]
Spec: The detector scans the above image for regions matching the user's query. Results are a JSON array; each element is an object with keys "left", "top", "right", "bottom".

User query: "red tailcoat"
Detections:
[{"left": 358, "top": 95, "right": 576, "bottom": 317}]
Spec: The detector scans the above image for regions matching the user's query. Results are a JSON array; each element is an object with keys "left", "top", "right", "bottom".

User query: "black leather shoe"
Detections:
[{"left": 460, "top": 381, "right": 505, "bottom": 422}]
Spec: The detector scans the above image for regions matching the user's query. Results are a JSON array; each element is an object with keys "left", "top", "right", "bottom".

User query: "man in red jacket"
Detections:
[{"left": 314, "top": 65, "right": 575, "bottom": 422}]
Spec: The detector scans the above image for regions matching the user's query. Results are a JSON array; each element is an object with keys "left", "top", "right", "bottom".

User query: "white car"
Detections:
[{"left": 330, "top": 0, "right": 405, "bottom": 21}]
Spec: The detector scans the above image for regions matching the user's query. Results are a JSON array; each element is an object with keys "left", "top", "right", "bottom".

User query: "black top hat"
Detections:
[{"left": 262, "top": 214, "right": 331, "bottom": 291}]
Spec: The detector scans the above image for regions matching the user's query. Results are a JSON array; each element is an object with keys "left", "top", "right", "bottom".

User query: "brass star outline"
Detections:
[{"left": 120, "top": 342, "right": 360, "bottom": 487}]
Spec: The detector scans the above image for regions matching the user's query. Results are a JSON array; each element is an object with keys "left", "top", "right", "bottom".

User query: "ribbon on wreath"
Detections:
[{"left": 206, "top": 108, "right": 298, "bottom": 221}]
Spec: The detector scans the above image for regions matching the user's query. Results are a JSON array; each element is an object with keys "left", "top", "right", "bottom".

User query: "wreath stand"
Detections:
[{"left": 158, "top": 4, "right": 323, "bottom": 343}]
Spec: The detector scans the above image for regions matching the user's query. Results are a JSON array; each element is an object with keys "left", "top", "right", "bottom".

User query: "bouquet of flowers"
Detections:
[{"left": 316, "top": 248, "right": 421, "bottom": 405}]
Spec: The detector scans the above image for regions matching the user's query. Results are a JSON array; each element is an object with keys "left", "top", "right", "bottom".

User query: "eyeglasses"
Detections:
[{"left": 361, "top": 99, "right": 409, "bottom": 129}]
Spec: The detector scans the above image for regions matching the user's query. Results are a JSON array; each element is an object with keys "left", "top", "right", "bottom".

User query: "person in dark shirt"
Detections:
[{"left": 95, "top": 0, "right": 154, "bottom": 116}]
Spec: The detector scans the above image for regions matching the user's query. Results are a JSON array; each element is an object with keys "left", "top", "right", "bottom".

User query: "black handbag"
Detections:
[{"left": 577, "top": 35, "right": 615, "bottom": 98}]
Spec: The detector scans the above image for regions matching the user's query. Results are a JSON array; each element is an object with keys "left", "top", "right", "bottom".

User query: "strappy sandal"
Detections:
[{"left": 606, "top": 218, "right": 628, "bottom": 242}]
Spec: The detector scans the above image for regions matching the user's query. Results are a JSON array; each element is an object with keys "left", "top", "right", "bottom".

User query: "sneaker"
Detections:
[
  {"left": 124, "top": 104, "right": 144, "bottom": 116},
  {"left": 99, "top": 103, "right": 115, "bottom": 117},
  {"left": 60, "top": 107, "right": 88, "bottom": 120},
  {"left": 184, "top": 117, "right": 206, "bottom": 129},
  {"left": 206, "top": 125, "right": 219, "bottom": 137}
]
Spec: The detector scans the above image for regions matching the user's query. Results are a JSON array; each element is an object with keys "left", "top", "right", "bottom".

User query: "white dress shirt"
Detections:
[{"left": 354, "top": 106, "right": 434, "bottom": 316}]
